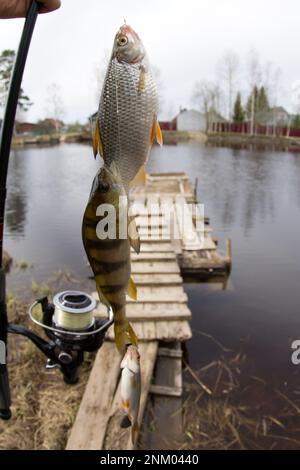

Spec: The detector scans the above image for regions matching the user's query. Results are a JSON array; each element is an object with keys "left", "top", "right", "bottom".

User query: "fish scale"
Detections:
[{"left": 98, "top": 57, "right": 159, "bottom": 187}]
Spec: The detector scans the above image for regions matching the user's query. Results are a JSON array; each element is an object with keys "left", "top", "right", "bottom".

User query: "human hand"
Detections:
[{"left": 0, "top": 0, "right": 61, "bottom": 19}]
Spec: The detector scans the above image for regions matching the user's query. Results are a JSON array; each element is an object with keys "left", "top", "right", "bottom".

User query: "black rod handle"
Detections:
[{"left": 0, "top": 268, "right": 11, "bottom": 419}]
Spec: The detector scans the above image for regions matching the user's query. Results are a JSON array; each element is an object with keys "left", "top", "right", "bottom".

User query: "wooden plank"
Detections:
[
  {"left": 135, "top": 242, "right": 174, "bottom": 252},
  {"left": 141, "top": 342, "right": 183, "bottom": 449},
  {"left": 131, "top": 252, "right": 176, "bottom": 261},
  {"left": 131, "top": 261, "right": 180, "bottom": 274},
  {"left": 103, "top": 341, "right": 158, "bottom": 450},
  {"left": 174, "top": 194, "right": 203, "bottom": 250},
  {"left": 142, "top": 321, "right": 156, "bottom": 340},
  {"left": 135, "top": 215, "right": 165, "bottom": 226},
  {"left": 155, "top": 320, "right": 192, "bottom": 341},
  {"left": 130, "top": 284, "right": 187, "bottom": 302},
  {"left": 149, "top": 384, "right": 182, "bottom": 397},
  {"left": 139, "top": 235, "right": 171, "bottom": 242},
  {"left": 66, "top": 342, "right": 121, "bottom": 450},
  {"left": 160, "top": 196, "right": 183, "bottom": 255},
  {"left": 146, "top": 195, "right": 160, "bottom": 218},
  {"left": 126, "top": 294, "right": 187, "bottom": 304},
  {"left": 95, "top": 302, "right": 191, "bottom": 321},
  {"left": 131, "top": 273, "right": 183, "bottom": 285},
  {"left": 126, "top": 302, "right": 191, "bottom": 319},
  {"left": 138, "top": 228, "right": 170, "bottom": 236},
  {"left": 148, "top": 172, "right": 189, "bottom": 179},
  {"left": 158, "top": 347, "right": 183, "bottom": 358},
  {"left": 104, "top": 320, "right": 192, "bottom": 341}
]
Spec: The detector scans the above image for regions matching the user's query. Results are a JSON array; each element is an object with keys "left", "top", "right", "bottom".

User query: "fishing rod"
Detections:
[
  {"left": 0, "top": 2, "right": 113, "bottom": 420},
  {"left": 0, "top": 0, "right": 39, "bottom": 421}
]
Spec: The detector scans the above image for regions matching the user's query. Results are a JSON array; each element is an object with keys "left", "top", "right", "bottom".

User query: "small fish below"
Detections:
[{"left": 120, "top": 344, "right": 141, "bottom": 445}]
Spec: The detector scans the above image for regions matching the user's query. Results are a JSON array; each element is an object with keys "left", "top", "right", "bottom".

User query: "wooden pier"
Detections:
[
  {"left": 131, "top": 172, "right": 231, "bottom": 279},
  {"left": 66, "top": 173, "right": 231, "bottom": 450}
]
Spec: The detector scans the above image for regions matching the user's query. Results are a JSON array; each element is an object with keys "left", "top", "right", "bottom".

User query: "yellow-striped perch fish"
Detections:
[
  {"left": 92, "top": 23, "right": 163, "bottom": 188},
  {"left": 82, "top": 164, "right": 139, "bottom": 353},
  {"left": 121, "top": 345, "right": 141, "bottom": 445}
]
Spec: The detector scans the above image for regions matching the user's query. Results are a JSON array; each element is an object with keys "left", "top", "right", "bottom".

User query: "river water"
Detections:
[{"left": 4, "top": 142, "right": 300, "bottom": 386}]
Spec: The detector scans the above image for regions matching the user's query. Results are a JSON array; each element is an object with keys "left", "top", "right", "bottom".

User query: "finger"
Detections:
[{"left": 38, "top": 0, "right": 61, "bottom": 14}]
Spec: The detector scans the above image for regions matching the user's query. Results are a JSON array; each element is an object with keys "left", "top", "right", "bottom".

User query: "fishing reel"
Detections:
[{"left": 8, "top": 291, "right": 113, "bottom": 386}]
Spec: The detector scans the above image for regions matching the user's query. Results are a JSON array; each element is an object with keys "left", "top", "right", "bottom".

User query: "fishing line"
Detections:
[
  {"left": 29, "top": 300, "right": 113, "bottom": 337},
  {"left": 115, "top": 61, "right": 123, "bottom": 161}
]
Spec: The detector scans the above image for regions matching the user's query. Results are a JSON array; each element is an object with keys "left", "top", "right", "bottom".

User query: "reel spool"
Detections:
[{"left": 53, "top": 291, "right": 96, "bottom": 332}]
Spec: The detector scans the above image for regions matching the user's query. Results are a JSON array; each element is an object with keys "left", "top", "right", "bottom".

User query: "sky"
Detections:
[{"left": 0, "top": 0, "right": 299, "bottom": 123}]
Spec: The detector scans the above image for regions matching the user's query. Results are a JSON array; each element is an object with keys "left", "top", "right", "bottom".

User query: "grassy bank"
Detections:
[
  {"left": 207, "top": 132, "right": 300, "bottom": 150},
  {"left": 11, "top": 131, "right": 208, "bottom": 148},
  {"left": 0, "top": 295, "right": 94, "bottom": 450},
  {"left": 11, "top": 132, "right": 91, "bottom": 149},
  {"left": 162, "top": 130, "right": 207, "bottom": 144}
]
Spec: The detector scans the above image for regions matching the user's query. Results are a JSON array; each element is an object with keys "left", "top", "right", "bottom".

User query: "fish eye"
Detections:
[
  {"left": 99, "top": 182, "right": 110, "bottom": 192},
  {"left": 117, "top": 36, "right": 128, "bottom": 46}
]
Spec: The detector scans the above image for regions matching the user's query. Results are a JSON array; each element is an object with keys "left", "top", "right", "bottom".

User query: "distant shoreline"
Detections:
[
  {"left": 163, "top": 130, "right": 300, "bottom": 149},
  {"left": 206, "top": 132, "right": 300, "bottom": 150},
  {"left": 11, "top": 130, "right": 300, "bottom": 150},
  {"left": 11, "top": 132, "right": 91, "bottom": 149}
]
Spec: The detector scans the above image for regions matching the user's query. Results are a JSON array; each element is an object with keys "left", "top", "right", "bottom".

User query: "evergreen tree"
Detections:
[
  {"left": 292, "top": 114, "right": 300, "bottom": 128},
  {"left": 233, "top": 92, "right": 245, "bottom": 123},
  {"left": 257, "top": 86, "right": 269, "bottom": 112},
  {"left": 245, "top": 85, "right": 270, "bottom": 124},
  {"left": 0, "top": 49, "right": 33, "bottom": 111}
]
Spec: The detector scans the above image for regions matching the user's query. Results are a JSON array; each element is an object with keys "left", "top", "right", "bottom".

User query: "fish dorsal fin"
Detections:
[
  {"left": 92, "top": 119, "right": 104, "bottom": 158},
  {"left": 128, "top": 216, "right": 140, "bottom": 254},
  {"left": 127, "top": 276, "right": 137, "bottom": 300},
  {"left": 150, "top": 117, "right": 163, "bottom": 147}
]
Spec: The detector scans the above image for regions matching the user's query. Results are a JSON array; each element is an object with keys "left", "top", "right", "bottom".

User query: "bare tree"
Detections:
[
  {"left": 246, "top": 49, "right": 262, "bottom": 135},
  {"left": 46, "top": 83, "right": 64, "bottom": 132},
  {"left": 151, "top": 65, "right": 164, "bottom": 116},
  {"left": 217, "top": 51, "right": 239, "bottom": 121},
  {"left": 193, "top": 80, "right": 223, "bottom": 132},
  {"left": 92, "top": 49, "right": 110, "bottom": 107},
  {"left": 262, "top": 63, "right": 282, "bottom": 136}
]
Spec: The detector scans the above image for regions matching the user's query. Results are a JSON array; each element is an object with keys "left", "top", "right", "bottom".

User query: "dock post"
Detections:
[{"left": 225, "top": 238, "right": 232, "bottom": 272}]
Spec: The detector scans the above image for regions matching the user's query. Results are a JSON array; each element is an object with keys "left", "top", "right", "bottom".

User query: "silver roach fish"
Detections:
[
  {"left": 120, "top": 345, "right": 141, "bottom": 444},
  {"left": 92, "top": 24, "right": 163, "bottom": 188}
]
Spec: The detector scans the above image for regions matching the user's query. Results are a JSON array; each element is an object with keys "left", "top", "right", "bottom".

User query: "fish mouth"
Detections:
[{"left": 118, "top": 24, "right": 140, "bottom": 41}]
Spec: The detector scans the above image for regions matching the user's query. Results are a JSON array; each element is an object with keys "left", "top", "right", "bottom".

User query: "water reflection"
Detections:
[{"left": 5, "top": 150, "right": 28, "bottom": 237}]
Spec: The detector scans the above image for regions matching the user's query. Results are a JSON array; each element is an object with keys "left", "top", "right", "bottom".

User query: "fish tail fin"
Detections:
[
  {"left": 129, "top": 166, "right": 146, "bottom": 188},
  {"left": 131, "top": 421, "right": 139, "bottom": 446},
  {"left": 114, "top": 320, "right": 138, "bottom": 354}
]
